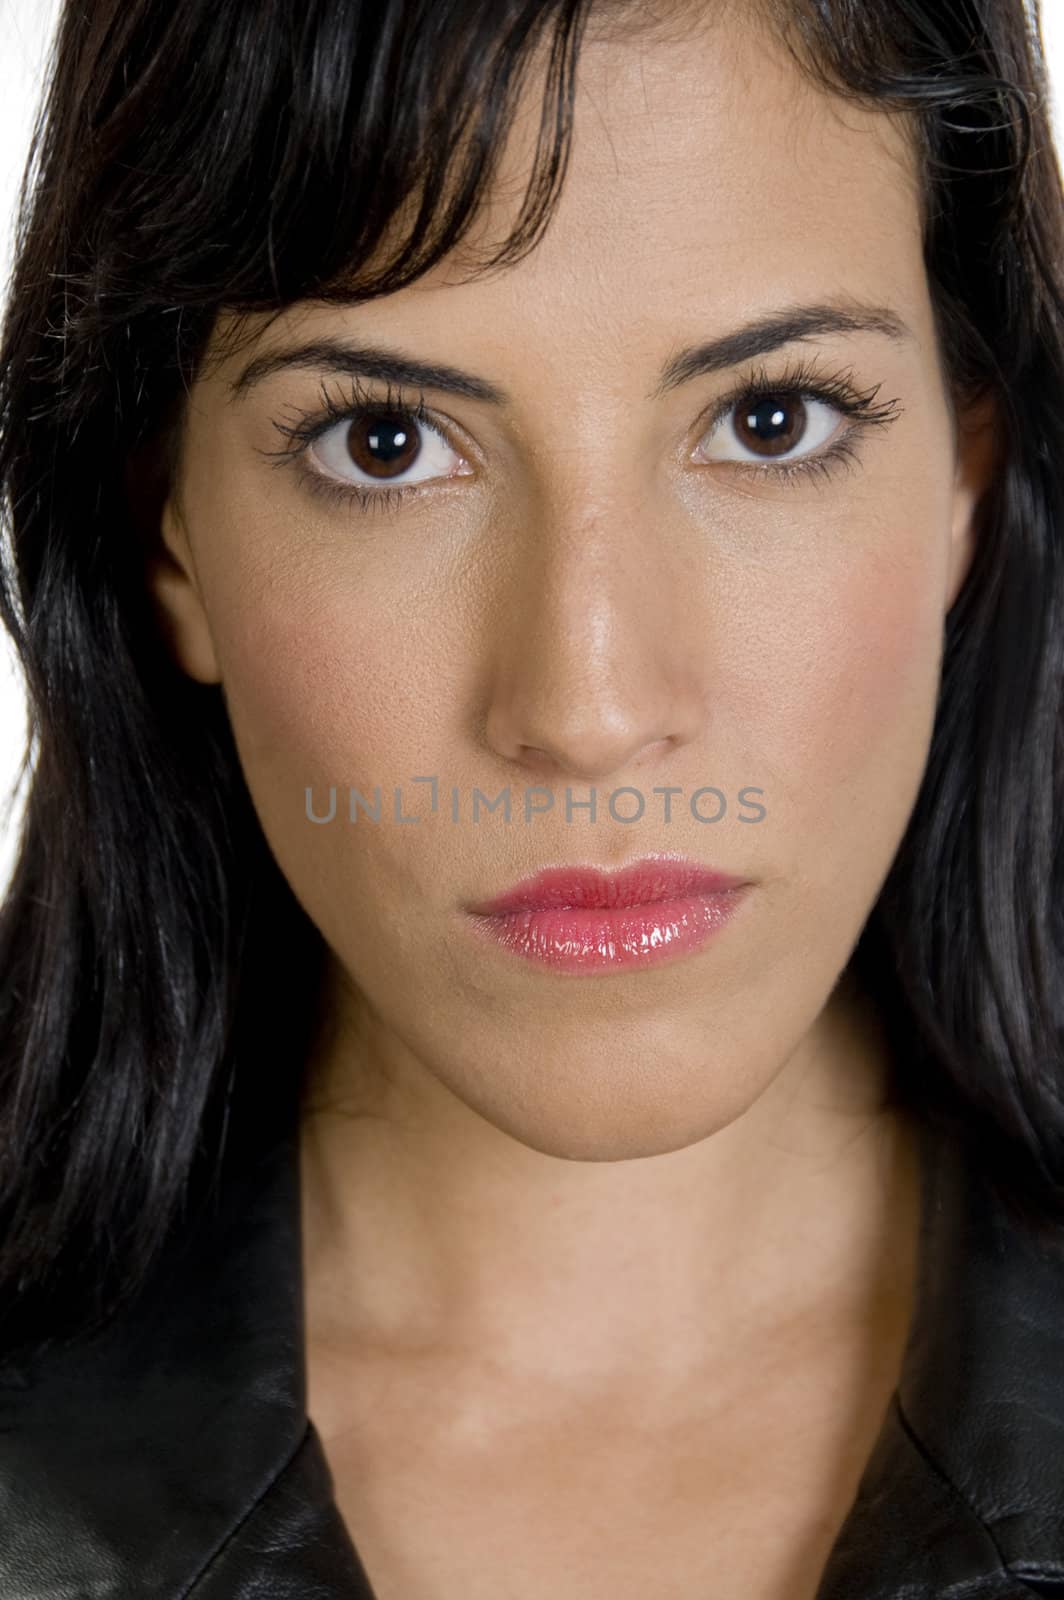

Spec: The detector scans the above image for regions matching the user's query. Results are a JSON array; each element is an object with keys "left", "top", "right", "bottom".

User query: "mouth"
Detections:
[{"left": 463, "top": 853, "right": 751, "bottom": 974}]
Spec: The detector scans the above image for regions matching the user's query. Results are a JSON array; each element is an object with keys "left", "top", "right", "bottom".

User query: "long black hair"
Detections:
[{"left": 0, "top": 0, "right": 1062, "bottom": 1354}]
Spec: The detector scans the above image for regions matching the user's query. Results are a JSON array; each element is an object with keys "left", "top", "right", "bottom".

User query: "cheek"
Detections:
[
  {"left": 207, "top": 552, "right": 447, "bottom": 783},
  {"left": 181, "top": 431, "right": 451, "bottom": 789},
  {"left": 755, "top": 507, "right": 951, "bottom": 897},
  {"left": 199, "top": 550, "right": 469, "bottom": 932},
  {"left": 829, "top": 507, "right": 950, "bottom": 753}
]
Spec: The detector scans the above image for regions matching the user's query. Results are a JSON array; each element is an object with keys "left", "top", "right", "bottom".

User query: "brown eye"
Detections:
[
  {"left": 698, "top": 392, "right": 841, "bottom": 467},
  {"left": 733, "top": 395, "right": 808, "bottom": 457},
  {"left": 310, "top": 407, "right": 470, "bottom": 490},
  {"left": 344, "top": 411, "right": 423, "bottom": 479}
]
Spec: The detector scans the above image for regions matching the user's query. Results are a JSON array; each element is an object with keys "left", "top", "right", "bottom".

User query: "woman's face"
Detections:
[{"left": 151, "top": 8, "right": 994, "bottom": 1158}]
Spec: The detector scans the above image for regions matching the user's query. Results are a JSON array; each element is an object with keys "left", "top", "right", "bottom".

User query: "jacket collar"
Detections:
[
  {"left": 816, "top": 1108, "right": 1064, "bottom": 1597},
  {"left": 0, "top": 1112, "right": 369, "bottom": 1595},
  {"left": 1, "top": 1102, "right": 1063, "bottom": 1597}
]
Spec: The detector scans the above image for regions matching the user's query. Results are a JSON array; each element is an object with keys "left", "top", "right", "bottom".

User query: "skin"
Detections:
[{"left": 147, "top": 5, "right": 998, "bottom": 1595}]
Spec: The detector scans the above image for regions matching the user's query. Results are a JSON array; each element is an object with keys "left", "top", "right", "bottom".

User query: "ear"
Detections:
[
  {"left": 946, "top": 386, "right": 1001, "bottom": 612},
  {"left": 148, "top": 499, "right": 222, "bottom": 684},
  {"left": 127, "top": 442, "right": 221, "bottom": 685}
]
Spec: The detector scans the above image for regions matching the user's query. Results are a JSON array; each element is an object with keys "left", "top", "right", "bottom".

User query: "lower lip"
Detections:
[{"left": 465, "top": 889, "right": 747, "bottom": 974}]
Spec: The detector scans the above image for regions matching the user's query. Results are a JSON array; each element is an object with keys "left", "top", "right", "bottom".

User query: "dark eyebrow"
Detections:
[
  {"left": 652, "top": 300, "right": 914, "bottom": 397},
  {"left": 228, "top": 341, "right": 508, "bottom": 405},
  {"left": 227, "top": 298, "right": 914, "bottom": 406}
]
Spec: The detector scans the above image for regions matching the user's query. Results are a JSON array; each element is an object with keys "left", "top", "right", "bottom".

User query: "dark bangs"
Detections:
[{"left": 0, "top": 0, "right": 1063, "bottom": 1356}]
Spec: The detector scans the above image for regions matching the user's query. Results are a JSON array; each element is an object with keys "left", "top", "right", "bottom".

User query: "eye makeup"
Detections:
[{"left": 258, "top": 356, "right": 904, "bottom": 514}]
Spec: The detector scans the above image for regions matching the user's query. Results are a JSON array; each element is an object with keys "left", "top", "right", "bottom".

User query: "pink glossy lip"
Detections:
[{"left": 464, "top": 854, "right": 750, "bottom": 974}]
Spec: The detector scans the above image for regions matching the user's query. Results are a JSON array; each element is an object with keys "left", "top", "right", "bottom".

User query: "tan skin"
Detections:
[{"left": 147, "top": 5, "right": 997, "bottom": 1596}]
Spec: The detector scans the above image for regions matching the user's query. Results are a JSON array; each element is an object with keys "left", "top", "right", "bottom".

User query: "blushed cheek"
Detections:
[
  {"left": 208, "top": 578, "right": 457, "bottom": 922},
  {"left": 802, "top": 540, "right": 949, "bottom": 889},
  {"left": 214, "top": 575, "right": 405, "bottom": 780}
]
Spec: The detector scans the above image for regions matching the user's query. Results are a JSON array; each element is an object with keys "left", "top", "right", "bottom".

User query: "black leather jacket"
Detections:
[{"left": 1, "top": 1105, "right": 1063, "bottom": 1598}]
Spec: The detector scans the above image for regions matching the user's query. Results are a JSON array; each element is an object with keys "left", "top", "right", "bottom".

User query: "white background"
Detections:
[{"left": 0, "top": 0, "right": 1063, "bottom": 890}]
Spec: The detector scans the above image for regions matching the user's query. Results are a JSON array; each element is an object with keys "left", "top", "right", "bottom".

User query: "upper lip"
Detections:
[{"left": 466, "top": 853, "right": 749, "bottom": 915}]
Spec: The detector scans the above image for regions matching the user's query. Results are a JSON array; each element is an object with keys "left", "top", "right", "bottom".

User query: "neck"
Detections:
[{"left": 299, "top": 967, "right": 921, "bottom": 1398}]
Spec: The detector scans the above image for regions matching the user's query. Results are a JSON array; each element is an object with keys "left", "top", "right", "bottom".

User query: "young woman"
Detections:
[{"left": 1, "top": 0, "right": 1063, "bottom": 1595}]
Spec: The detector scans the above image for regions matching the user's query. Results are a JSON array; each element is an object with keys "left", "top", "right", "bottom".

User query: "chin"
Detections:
[{"left": 451, "top": 1055, "right": 754, "bottom": 1164}]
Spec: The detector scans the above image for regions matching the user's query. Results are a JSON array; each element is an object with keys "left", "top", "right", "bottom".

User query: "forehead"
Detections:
[
  {"left": 211, "top": 6, "right": 924, "bottom": 378},
  {"left": 453, "top": 10, "right": 919, "bottom": 289}
]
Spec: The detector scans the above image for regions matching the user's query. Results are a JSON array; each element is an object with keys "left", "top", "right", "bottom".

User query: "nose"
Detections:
[{"left": 481, "top": 499, "right": 708, "bottom": 784}]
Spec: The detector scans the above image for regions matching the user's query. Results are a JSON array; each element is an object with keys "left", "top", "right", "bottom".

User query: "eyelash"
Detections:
[{"left": 259, "top": 359, "right": 904, "bottom": 513}]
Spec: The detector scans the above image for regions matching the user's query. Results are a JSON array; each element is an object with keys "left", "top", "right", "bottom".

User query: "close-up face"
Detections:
[{"left": 150, "top": 4, "right": 995, "bottom": 1163}]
